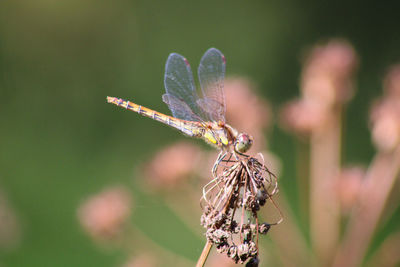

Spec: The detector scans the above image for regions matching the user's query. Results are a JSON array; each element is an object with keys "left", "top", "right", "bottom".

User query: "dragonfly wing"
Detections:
[
  {"left": 198, "top": 48, "right": 226, "bottom": 123},
  {"left": 164, "top": 53, "right": 207, "bottom": 121},
  {"left": 162, "top": 93, "right": 204, "bottom": 122}
]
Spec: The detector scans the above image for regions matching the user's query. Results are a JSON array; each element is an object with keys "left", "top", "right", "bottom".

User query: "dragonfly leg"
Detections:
[
  {"left": 201, "top": 175, "right": 224, "bottom": 206},
  {"left": 212, "top": 151, "right": 227, "bottom": 178}
]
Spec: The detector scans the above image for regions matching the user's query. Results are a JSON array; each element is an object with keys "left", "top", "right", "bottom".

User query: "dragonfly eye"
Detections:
[{"left": 234, "top": 133, "right": 253, "bottom": 153}]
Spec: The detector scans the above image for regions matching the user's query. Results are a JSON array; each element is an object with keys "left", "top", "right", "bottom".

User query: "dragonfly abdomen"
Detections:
[{"left": 107, "top": 96, "right": 203, "bottom": 138}]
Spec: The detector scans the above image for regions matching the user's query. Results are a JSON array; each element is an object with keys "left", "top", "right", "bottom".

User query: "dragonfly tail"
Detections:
[{"left": 106, "top": 96, "right": 201, "bottom": 138}]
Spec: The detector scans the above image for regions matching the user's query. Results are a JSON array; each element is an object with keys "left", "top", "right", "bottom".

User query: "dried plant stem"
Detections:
[
  {"left": 310, "top": 109, "right": 341, "bottom": 265},
  {"left": 196, "top": 240, "right": 213, "bottom": 267},
  {"left": 333, "top": 146, "right": 400, "bottom": 267}
]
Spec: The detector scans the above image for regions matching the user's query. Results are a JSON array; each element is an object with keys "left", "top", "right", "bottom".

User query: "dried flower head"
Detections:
[
  {"left": 78, "top": 186, "right": 132, "bottom": 241},
  {"left": 200, "top": 154, "right": 281, "bottom": 265}
]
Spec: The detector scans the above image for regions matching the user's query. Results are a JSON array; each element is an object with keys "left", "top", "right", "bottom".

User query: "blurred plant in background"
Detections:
[
  {"left": 0, "top": 190, "right": 21, "bottom": 251},
  {"left": 279, "top": 39, "right": 400, "bottom": 267},
  {"left": 77, "top": 39, "right": 400, "bottom": 267},
  {"left": 280, "top": 39, "right": 358, "bottom": 266},
  {"left": 78, "top": 186, "right": 132, "bottom": 242}
]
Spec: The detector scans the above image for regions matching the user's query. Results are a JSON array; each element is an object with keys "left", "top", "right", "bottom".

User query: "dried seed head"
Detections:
[
  {"left": 228, "top": 245, "right": 238, "bottom": 261},
  {"left": 200, "top": 154, "right": 281, "bottom": 265},
  {"left": 248, "top": 241, "right": 258, "bottom": 256},
  {"left": 246, "top": 256, "right": 260, "bottom": 267},
  {"left": 216, "top": 242, "right": 230, "bottom": 253},
  {"left": 238, "top": 242, "right": 250, "bottom": 259},
  {"left": 256, "top": 188, "right": 268, "bottom": 207},
  {"left": 259, "top": 223, "right": 271, "bottom": 234}
]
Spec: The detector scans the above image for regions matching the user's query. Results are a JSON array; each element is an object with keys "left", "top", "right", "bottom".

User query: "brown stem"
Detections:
[{"left": 196, "top": 240, "right": 213, "bottom": 267}]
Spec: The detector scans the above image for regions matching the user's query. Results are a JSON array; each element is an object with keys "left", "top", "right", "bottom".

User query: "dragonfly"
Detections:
[{"left": 107, "top": 48, "right": 253, "bottom": 174}]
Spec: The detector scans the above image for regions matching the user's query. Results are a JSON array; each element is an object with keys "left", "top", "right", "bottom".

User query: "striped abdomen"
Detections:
[{"left": 107, "top": 96, "right": 203, "bottom": 137}]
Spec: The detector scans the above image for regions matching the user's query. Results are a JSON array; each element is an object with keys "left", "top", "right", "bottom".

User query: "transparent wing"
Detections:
[
  {"left": 198, "top": 48, "right": 226, "bottom": 123},
  {"left": 164, "top": 53, "right": 207, "bottom": 121},
  {"left": 162, "top": 93, "right": 203, "bottom": 122}
]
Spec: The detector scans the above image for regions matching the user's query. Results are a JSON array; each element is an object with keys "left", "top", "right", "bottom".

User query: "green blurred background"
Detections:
[{"left": 1, "top": 0, "right": 400, "bottom": 266}]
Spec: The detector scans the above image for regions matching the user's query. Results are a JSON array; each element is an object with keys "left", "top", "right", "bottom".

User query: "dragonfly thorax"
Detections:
[
  {"left": 202, "top": 122, "right": 231, "bottom": 149},
  {"left": 202, "top": 122, "right": 253, "bottom": 154}
]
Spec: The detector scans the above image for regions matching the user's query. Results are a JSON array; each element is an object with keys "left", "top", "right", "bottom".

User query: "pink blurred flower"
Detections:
[
  {"left": 224, "top": 77, "right": 272, "bottom": 151},
  {"left": 335, "top": 166, "right": 365, "bottom": 213},
  {"left": 280, "top": 98, "right": 327, "bottom": 135},
  {"left": 225, "top": 77, "right": 271, "bottom": 132},
  {"left": 384, "top": 64, "right": 400, "bottom": 99},
  {"left": 370, "top": 99, "right": 400, "bottom": 151},
  {"left": 0, "top": 192, "right": 21, "bottom": 250},
  {"left": 143, "top": 142, "right": 203, "bottom": 188},
  {"left": 78, "top": 186, "right": 132, "bottom": 241},
  {"left": 301, "top": 39, "right": 357, "bottom": 106},
  {"left": 281, "top": 39, "right": 357, "bottom": 138},
  {"left": 370, "top": 65, "right": 400, "bottom": 151}
]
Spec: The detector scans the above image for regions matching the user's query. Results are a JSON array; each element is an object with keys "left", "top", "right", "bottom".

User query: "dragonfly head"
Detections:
[{"left": 234, "top": 133, "right": 253, "bottom": 154}]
